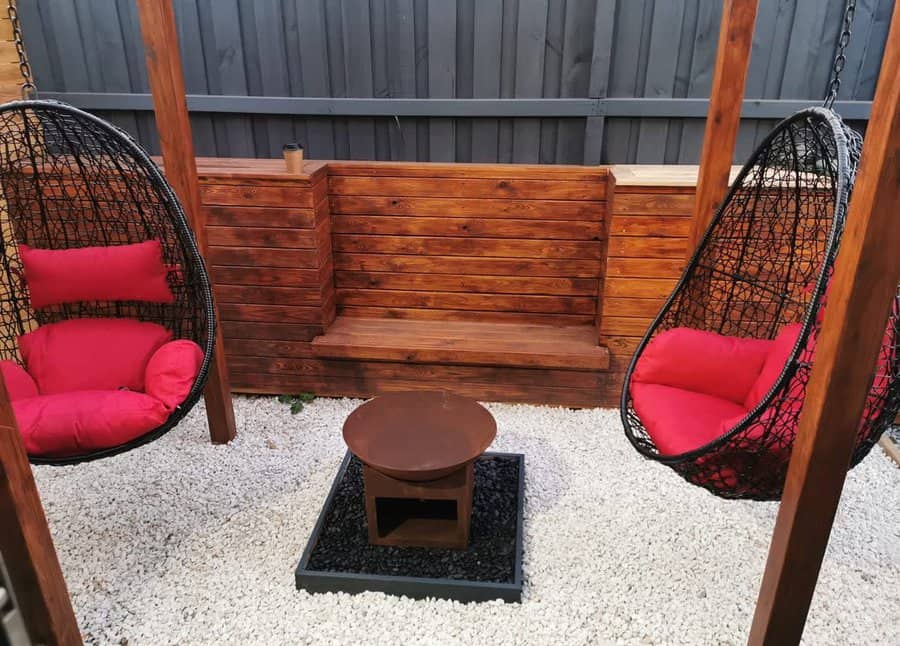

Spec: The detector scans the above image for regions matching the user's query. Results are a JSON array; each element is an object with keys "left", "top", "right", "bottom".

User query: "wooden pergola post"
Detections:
[
  {"left": 748, "top": 3, "right": 900, "bottom": 644},
  {"left": 0, "top": 377, "right": 82, "bottom": 645},
  {"left": 136, "top": 0, "right": 235, "bottom": 444},
  {"left": 687, "top": 0, "right": 758, "bottom": 254}
]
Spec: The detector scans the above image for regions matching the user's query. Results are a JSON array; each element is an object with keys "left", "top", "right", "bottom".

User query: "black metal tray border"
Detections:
[{"left": 295, "top": 451, "right": 525, "bottom": 603}]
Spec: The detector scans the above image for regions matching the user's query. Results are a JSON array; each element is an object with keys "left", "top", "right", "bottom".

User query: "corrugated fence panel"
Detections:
[{"left": 17, "top": 0, "right": 890, "bottom": 164}]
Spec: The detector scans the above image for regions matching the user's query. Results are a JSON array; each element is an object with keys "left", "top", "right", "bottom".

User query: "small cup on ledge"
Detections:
[{"left": 283, "top": 142, "right": 305, "bottom": 173}]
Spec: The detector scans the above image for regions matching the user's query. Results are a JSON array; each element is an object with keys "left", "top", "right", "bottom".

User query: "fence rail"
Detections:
[
  {"left": 40, "top": 93, "right": 875, "bottom": 120},
  {"left": 18, "top": 0, "right": 892, "bottom": 164}
]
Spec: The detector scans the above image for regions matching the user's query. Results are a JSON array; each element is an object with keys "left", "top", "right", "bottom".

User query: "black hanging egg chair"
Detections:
[
  {"left": 621, "top": 107, "right": 900, "bottom": 500},
  {"left": 0, "top": 100, "right": 215, "bottom": 465}
]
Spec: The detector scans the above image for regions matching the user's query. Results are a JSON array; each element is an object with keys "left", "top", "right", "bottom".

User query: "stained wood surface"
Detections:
[
  {"left": 749, "top": 6, "right": 900, "bottom": 643},
  {"left": 187, "top": 157, "right": 708, "bottom": 405},
  {"left": 328, "top": 163, "right": 608, "bottom": 330},
  {"left": 0, "top": 13, "right": 25, "bottom": 102},
  {"left": 688, "top": 0, "right": 758, "bottom": 254},
  {"left": 137, "top": 0, "right": 235, "bottom": 444},
  {"left": 0, "top": 380, "right": 81, "bottom": 645},
  {"left": 312, "top": 316, "right": 609, "bottom": 371}
]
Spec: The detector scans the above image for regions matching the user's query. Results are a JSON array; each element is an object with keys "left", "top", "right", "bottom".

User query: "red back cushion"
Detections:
[
  {"left": 743, "top": 323, "right": 803, "bottom": 410},
  {"left": 19, "top": 240, "right": 175, "bottom": 308},
  {"left": 14, "top": 390, "right": 169, "bottom": 457},
  {"left": 632, "top": 327, "right": 773, "bottom": 405},
  {"left": 0, "top": 360, "right": 38, "bottom": 401},
  {"left": 144, "top": 340, "right": 204, "bottom": 410},
  {"left": 20, "top": 318, "right": 173, "bottom": 395}
]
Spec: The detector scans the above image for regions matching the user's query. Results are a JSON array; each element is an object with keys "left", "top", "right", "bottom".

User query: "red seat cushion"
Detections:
[
  {"left": 144, "top": 340, "right": 204, "bottom": 410},
  {"left": 14, "top": 390, "right": 169, "bottom": 457},
  {"left": 632, "top": 327, "right": 773, "bottom": 405},
  {"left": 19, "top": 240, "right": 174, "bottom": 308},
  {"left": 19, "top": 318, "right": 173, "bottom": 395},
  {"left": 0, "top": 360, "right": 38, "bottom": 401},
  {"left": 631, "top": 382, "right": 748, "bottom": 455}
]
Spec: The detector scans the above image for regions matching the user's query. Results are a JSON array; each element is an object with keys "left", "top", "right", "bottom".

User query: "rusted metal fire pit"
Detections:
[{"left": 342, "top": 391, "right": 497, "bottom": 549}]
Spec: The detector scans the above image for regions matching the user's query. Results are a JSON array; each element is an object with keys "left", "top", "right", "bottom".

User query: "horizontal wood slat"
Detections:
[
  {"left": 205, "top": 206, "right": 317, "bottom": 228},
  {"left": 338, "top": 306, "right": 594, "bottom": 326},
  {"left": 210, "top": 266, "right": 323, "bottom": 287},
  {"left": 337, "top": 289, "right": 597, "bottom": 315},
  {"left": 207, "top": 226, "right": 316, "bottom": 248},
  {"left": 214, "top": 285, "right": 322, "bottom": 306},
  {"left": 329, "top": 196, "right": 605, "bottom": 220},
  {"left": 334, "top": 253, "right": 603, "bottom": 278},
  {"left": 607, "top": 236, "right": 688, "bottom": 259},
  {"left": 329, "top": 176, "right": 606, "bottom": 200},
  {"left": 605, "top": 277, "right": 678, "bottom": 299},
  {"left": 328, "top": 162, "right": 610, "bottom": 181},
  {"left": 613, "top": 191, "right": 694, "bottom": 215},
  {"left": 230, "top": 372, "right": 606, "bottom": 407},
  {"left": 218, "top": 303, "right": 323, "bottom": 324},
  {"left": 605, "top": 257, "right": 685, "bottom": 278},
  {"left": 332, "top": 215, "right": 603, "bottom": 240},
  {"left": 609, "top": 216, "right": 691, "bottom": 238},
  {"left": 334, "top": 235, "right": 604, "bottom": 259},
  {"left": 208, "top": 246, "right": 318, "bottom": 269},
  {"left": 226, "top": 355, "right": 606, "bottom": 389},
  {"left": 335, "top": 271, "right": 598, "bottom": 296}
]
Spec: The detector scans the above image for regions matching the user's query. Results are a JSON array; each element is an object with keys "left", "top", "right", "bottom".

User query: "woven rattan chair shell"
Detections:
[
  {"left": 621, "top": 107, "right": 900, "bottom": 501},
  {"left": 0, "top": 100, "right": 214, "bottom": 466}
]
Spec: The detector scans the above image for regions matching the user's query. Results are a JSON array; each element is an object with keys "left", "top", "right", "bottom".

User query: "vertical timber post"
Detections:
[
  {"left": 0, "top": 376, "right": 82, "bottom": 645},
  {"left": 136, "top": 0, "right": 236, "bottom": 444},
  {"left": 687, "top": 0, "right": 758, "bottom": 254},
  {"left": 748, "top": 2, "right": 900, "bottom": 644}
]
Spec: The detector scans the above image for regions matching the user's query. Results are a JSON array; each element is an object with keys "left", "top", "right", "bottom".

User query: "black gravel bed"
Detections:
[{"left": 305, "top": 455, "right": 520, "bottom": 583}]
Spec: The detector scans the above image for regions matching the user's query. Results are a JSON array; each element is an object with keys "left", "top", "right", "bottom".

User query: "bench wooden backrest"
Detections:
[{"left": 327, "top": 162, "right": 610, "bottom": 327}]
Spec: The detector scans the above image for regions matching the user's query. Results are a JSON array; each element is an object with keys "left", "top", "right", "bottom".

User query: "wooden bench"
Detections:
[{"left": 307, "top": 162, "right": 611, "bottom": 401}]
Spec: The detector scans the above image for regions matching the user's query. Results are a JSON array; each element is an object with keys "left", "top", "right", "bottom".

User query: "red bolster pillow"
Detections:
[
  {"left": 19, "top": 240, "right": 175, "bottom": 308},
  {"left": 144, "top": 340, "right": 204, "bottom": 410}
]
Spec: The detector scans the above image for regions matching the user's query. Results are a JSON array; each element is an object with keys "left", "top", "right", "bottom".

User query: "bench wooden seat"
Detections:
[{"left": 311, "top": 316, "right": 610, "bottom": 371}]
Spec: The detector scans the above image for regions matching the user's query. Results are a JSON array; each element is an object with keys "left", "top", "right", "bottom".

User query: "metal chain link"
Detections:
[
  {"left": 824, "top": 0, "right": 856, "bottom": 110},
  {"left": 7, "top": 0, "right": 36, "bottom": 99}
]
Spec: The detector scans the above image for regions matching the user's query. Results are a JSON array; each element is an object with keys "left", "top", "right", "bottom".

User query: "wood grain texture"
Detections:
[
  {"left": 311, "top": 316, "right": 609, "bottom": 371},
  {"left": 185, "top": 157, "right": 715, "bottom": 405},
  {"left": 330, "top": 195, "right": 605, "bottom": 220},
  {"left": 137, "top": 0, "right": 235, "bottom": 444},
  {"left": 0, "top": 380, "right": 81, "bottom": 645},
  {"left": 749, "top": 6, "right": 900, "bottom": 643},
  {"left": 329, "top": 176, "right": 606, "bottom": 200},
  {"left": 688, "top": 0, "right": 758, "bottom": 253}
]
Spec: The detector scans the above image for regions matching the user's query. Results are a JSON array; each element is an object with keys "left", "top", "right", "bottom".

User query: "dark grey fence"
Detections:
[{"left": 19, "top": 0, "right": 890, "bottom": 164}]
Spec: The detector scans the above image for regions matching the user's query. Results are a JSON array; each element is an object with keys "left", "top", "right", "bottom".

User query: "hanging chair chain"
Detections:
[
  {"left": 6, "top": 0, "right": 36, "bottom": 99},
  {"left": 824, "top": 0, "right": 857, "bottom": 110}
]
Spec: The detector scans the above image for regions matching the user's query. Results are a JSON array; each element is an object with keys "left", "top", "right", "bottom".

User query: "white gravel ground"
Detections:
[{"left": 33, "top": 396, "right": 899, "bottom": 646}]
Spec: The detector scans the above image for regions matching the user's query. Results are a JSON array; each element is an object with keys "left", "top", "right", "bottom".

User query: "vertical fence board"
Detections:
[
  {"left": 386, "top": 0, "right": 419, "bottom": 160},
  {"left": 471, "top": 0, "right": 503, "bottom": 162},
  {"left": 511, "top": 0, "right": 549, "bottom": 163},
  {"left": 635, "top": 0, "right": 685, "bottom": 163},
  {"left": 342, "top": 0, "right": 377, "bottom": 160},
  {"left": 291, "top": 0, "right": 335, "bottom": 159},
  {"left": 427, "top": 0, "right": 457, "bottom": 161},
  {"left": 557, "top": 0, "right": 596, "bottom": 163}
]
